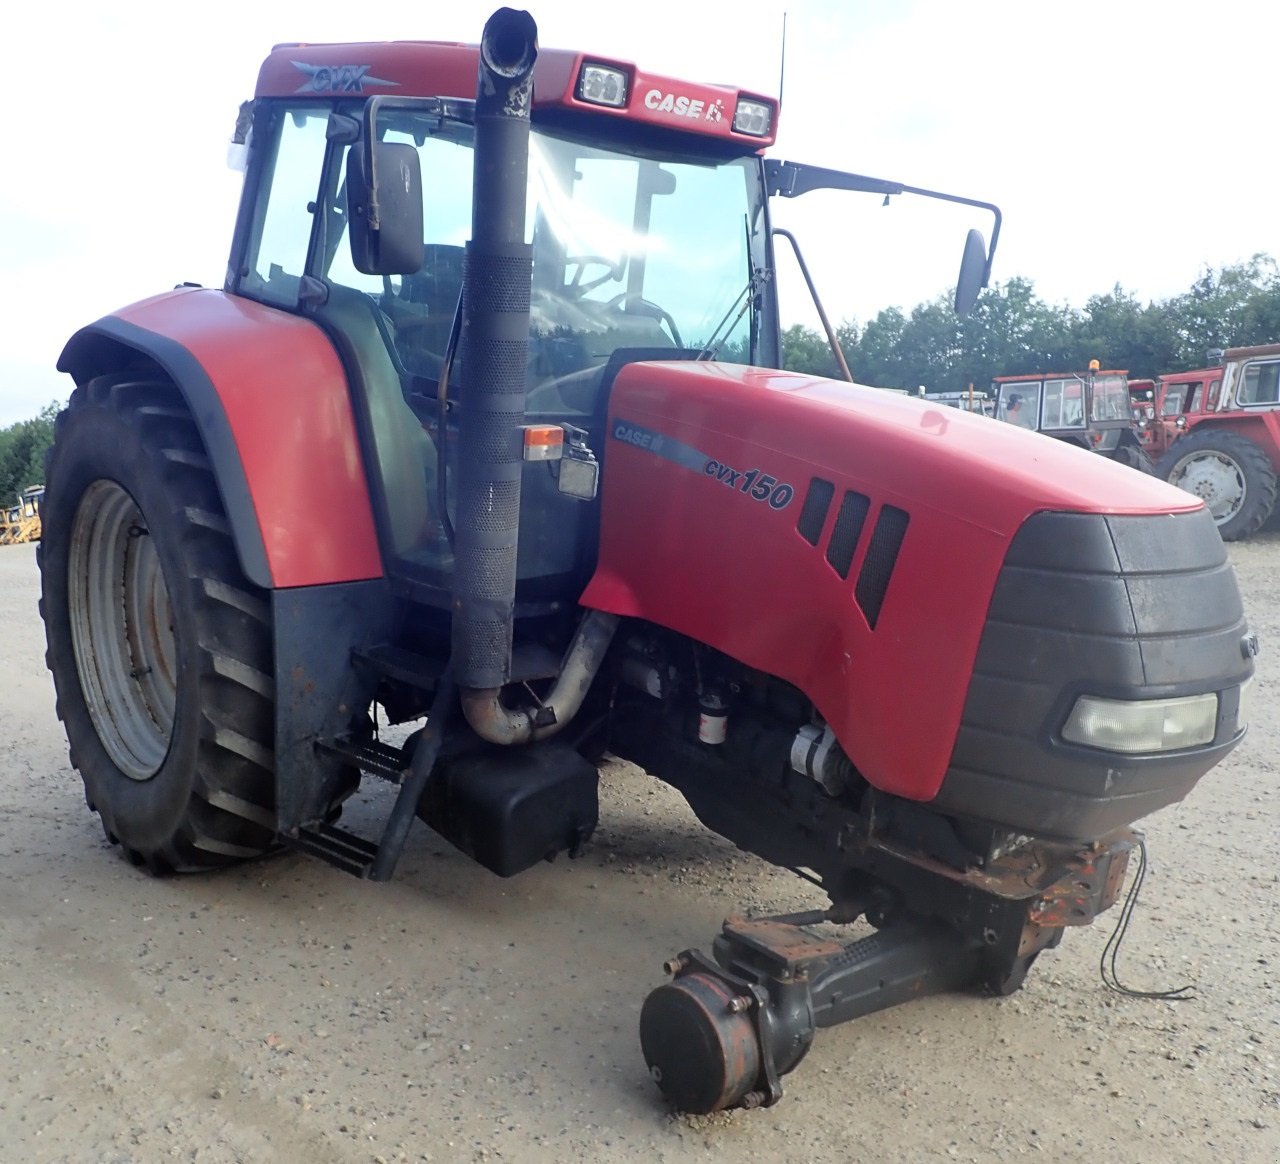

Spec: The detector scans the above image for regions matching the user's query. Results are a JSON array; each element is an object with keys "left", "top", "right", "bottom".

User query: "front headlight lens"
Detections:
[
  {"left": 732, "top": 98, "right": 773, "bottom": 136},
  {"left": 1062, "top": 693, "right": 1218, "bottom": 753},
  {"left": 577, "top": 64, "right": 628, "bottom": 108}
]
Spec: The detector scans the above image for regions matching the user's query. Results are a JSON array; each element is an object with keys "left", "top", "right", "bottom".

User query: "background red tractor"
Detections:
[
  {"left": 38, "top": 8, "right": 1253, "bottom": 1113},
  {"left": 1151, "top": 344, "right": 1280, "bottom": 539}
]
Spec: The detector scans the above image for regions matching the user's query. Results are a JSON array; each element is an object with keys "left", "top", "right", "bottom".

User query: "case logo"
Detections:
[
  {"left": 612, "top": 419, "right": 794, "bottom": 511},
  {"left": 643, "top": 89, "right": 725, "bottom": 123}
]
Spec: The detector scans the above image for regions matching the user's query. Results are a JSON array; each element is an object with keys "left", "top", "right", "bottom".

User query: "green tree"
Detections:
[
  {"left": 0, "top": 402, "right": 60, "bottom": 504},
  {"left": 1163, "top": 255, "right": 1280, "bottom": 369},
  {"left": 780, "top": 255, "right": 1280, "bottom": 396},
  {"left": 780, "top": 322, "right": 842, "bottom": 376}
]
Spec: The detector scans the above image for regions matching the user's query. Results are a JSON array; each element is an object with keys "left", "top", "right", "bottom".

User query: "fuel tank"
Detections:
[{"left": 581, "top": 361, "right": 1251, "bottom": 827}]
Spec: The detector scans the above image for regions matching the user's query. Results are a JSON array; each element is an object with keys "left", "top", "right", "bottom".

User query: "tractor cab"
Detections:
[
  {"left": 1145, "top": 366, "right": 1224, "bottom": 458},
  {"left": 991, "top": 363, "right": 1147, "bottom": 467},
  {"left": 231, "top": 67, "right": 780, "bottom": 607}
]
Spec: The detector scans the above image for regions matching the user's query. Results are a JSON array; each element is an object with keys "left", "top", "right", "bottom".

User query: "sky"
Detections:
[{"left": 3, "top": 0, "right": 1276, "bottom": 424}]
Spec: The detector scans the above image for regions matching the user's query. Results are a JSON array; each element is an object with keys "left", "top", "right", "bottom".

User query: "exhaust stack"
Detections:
[{"left": 453, "top": 7, "right": 538, "bottom": 692}]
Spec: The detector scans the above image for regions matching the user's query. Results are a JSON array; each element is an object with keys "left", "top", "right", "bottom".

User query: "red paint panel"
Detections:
[
  {"left": 581, "top": 362, "right": 1201, "bottom": 803},
  {"left": 116, "top": 290, "right": 382, "bottom": 588}
]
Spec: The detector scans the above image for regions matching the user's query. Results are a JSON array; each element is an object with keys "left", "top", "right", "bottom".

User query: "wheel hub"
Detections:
[
  {"left": 1171, "top": 453, "right": 1244, "bottom": 523},
  {"left": 68, "top": 480, "right": 176, "bottom": 780}
]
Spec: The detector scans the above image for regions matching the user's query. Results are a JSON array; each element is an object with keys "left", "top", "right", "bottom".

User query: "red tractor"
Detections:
[
  {"left": 40, "top": 9, "right": 1254, "bottom": 1114},
  {"left": 1152, "top": 345, "right": 1280, "bottom": 539}
]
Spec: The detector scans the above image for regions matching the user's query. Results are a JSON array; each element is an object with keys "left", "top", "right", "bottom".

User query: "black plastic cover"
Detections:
[
  {"left": 416, "top": 740, "right": 599, "bottom": 876},
  {"left": 931, "top": 509, "right": 1253, "bottom": 841}
]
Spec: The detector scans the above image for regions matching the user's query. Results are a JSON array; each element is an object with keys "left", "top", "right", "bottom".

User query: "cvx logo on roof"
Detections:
[{"left": 292, "top": 62, "right": 399, "bottom": 94}]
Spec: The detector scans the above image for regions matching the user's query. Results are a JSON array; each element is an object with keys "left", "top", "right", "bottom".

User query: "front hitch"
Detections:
[
  {"left": 640, "top": 831, "right": 1135, "bottom": 1113},
  {"left": 640, "top": 912, "right": 981, "bottom": 1112}
]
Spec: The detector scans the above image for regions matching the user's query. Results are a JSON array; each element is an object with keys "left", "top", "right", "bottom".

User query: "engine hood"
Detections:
[{"left": 581, "top": 360, "right": 1204, "bottom": 803}]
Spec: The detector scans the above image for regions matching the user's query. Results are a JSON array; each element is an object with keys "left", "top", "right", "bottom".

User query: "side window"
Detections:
[
  {"left": 1043, "top": 378, "right": 1083, "bottom": 427},
  {"left": 242, "top": 107, "right": 331, "bottom": 307},
  {"left": 323, "top": 127, "right": 475, "bottom": 378},
  {"left": 998, "top": 382, "right": 1040, "bottom": 427},
  {"left": 1208, "top": 378, "right": 1222, "bottom": 409},
  {"left": 1239, "top": 361, "right": 1280, "bottom": 406},
  {"left": 1041, "top": 379, "right": 1065, "bottom": 426}
]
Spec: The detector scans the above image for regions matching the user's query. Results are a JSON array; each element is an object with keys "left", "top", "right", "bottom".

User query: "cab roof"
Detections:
[{"left": 255, "top": 40, "right": 778, "bottom": 148}]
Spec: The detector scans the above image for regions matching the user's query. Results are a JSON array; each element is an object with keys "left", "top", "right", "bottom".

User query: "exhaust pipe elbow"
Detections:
[{"left": 461, "top": 611, "right": 620, "bottom": 746}]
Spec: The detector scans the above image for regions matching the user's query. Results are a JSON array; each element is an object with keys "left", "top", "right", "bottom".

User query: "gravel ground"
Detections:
[{"left": 0, "top": 535, "right": 1276, "bottom": 1163}]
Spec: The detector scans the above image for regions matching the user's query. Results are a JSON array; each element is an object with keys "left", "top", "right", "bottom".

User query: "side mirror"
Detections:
[
  {"left": 953, "top": 229, "right": 988, "bottom": 317},
  {"left": 347, "top": 140, "right": 424, "bottom": 276}
]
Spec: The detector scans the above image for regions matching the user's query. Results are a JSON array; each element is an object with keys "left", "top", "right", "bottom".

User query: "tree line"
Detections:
[
  {"left": 782, "top": 253, "right": 1280, "bottom": 394},
  {"left": 0, "top": 403, "right": 59, "bottom": 506},
  {"left": 4, "top": 253, "right": 1277, "bottom": 500}
]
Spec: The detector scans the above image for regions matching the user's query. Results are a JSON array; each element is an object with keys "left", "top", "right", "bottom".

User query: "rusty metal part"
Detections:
[
  {"left": 643, "top": 909, "right": 984, "bottom": 1113},
  {"left": 853, "top": 819, "right": 1140, "bottom": 903},
  {"left": 719, "top": 915, "right": 845, "bottom": 979},
  {"left": 1029, "top": 833, "right": 1134, "bottom": 927}
]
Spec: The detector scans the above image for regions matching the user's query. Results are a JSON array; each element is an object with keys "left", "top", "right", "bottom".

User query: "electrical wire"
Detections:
[{"left": 1099, "top": 834, "right": 1196, "bottom": 1000}]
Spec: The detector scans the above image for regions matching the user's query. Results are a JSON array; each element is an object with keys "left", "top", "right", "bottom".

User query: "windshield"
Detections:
[
  {"left": 1090, "top": 373, "right": 1131, "bottom": 422},
  {"left": 247, "top": 104, "right": 770, "bottom": 414},
  {"left": 528, "top": 132, "right": 761, "bottom": 360}
]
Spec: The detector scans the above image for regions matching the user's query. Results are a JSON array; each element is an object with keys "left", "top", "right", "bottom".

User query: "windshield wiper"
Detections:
[
  {"left": 698, "top": 216, "right": 772, "bottom": 362},
  {"left": 697, "top": 269, "right": 770, "bottom": 362}
]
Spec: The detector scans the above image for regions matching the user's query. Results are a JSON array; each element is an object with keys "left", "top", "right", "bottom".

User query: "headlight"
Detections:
[
  {"left": 732, "top": 98, "right": 773, "bottom": 136},
  {"left": 577, "top": 64, "right": 629, "bottom": 108},
  {"left": 1062, "top": 693, "right": 1218, "bottom": 753}
]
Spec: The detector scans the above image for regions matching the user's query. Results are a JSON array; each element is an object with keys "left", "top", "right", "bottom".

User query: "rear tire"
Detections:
[
  {"left": 40, "top": 373, "right": 280, "bottom": 872},
  {"left": 1157, "top": 429, "right": 1277, "bottom": 541}
]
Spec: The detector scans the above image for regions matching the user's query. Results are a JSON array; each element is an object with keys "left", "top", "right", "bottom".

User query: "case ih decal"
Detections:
[
  {"left": 612, "top": 419, "right": 794, "bottom": 509},
  {"left": 643, "top": 88, "right": 726, "bottom": 123}
]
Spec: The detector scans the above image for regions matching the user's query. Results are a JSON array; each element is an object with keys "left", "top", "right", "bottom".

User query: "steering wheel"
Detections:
[
  {"left": 565, "top": 255, "right": 621, "bottom": 298},
  {"left": 606, "top": 293, "right": 684, "bottom": 348}
]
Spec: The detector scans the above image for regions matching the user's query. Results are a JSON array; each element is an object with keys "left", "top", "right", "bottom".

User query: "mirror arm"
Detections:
[
  {"left": 361, "top": 97, "right": 392, "bottom": 231},
  {"left": 765, "top": 159, "right": 1002, "bottom": 286}
]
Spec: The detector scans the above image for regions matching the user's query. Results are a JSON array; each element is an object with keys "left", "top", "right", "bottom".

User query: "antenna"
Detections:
[{"left": 778, "top": 12, "right": 788, "bottom": 104}]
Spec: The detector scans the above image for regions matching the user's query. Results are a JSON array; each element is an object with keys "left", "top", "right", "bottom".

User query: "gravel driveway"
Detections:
[{"left": 0, "top": 536, "right": 1276, "bottom": 1163}]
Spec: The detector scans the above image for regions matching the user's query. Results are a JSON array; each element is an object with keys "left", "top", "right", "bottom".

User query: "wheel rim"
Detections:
[
  {"left": 68, "top": 480, "right": 177, "bottom": 780},
  {"left": 1166, "top": 450, "right": 1246, "bottom": 525}
]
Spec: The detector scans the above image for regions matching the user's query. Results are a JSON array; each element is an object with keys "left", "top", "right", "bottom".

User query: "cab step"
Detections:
[{"left": 289, "top": 822, "right": 381, "bottom": 878}]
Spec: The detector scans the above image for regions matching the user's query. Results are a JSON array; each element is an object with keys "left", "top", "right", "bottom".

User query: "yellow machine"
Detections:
[{"left": 0, "top": 486, "right": 44, "bottom": 545}]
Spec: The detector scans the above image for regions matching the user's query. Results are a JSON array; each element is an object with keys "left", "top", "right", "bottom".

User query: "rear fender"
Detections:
[{"left": 58, "top": 288, "right": 382, "bottom": 589}]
